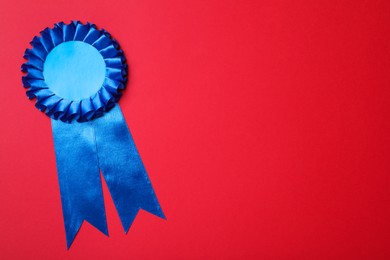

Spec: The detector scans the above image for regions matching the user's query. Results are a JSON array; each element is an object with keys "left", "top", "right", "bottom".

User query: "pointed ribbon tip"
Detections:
[{"left": 52, "top": 105, "right": 164, "bottom": 248}]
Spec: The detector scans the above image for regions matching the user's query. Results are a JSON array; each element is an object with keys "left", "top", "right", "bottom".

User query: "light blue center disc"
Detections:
[{"left": 43, "top": 41, "right": 106, "bottom": 100}]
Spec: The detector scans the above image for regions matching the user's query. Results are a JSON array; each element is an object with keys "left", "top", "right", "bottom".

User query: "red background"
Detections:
[{"left": 0, "top": 0, "right": 389, "bottom": 259}]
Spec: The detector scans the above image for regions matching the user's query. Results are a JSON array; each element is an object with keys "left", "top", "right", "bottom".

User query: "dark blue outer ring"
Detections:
[{"left": 21, "top": 21, "right": 128, "bottom": 123}]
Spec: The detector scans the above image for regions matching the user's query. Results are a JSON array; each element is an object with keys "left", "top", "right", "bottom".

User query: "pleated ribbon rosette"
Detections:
[{"left": 21, "top": 21, "right": 165, "bottom": 249}]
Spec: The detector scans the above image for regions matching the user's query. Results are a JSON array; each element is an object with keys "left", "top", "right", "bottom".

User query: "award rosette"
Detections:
[{"left": 21, "top": 21, "right": 165, "bottom": 248}]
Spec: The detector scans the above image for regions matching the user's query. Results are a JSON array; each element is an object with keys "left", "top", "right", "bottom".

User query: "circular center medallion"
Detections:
[{"left": 43, "top": 41, "right": 106, "bottom": 100}]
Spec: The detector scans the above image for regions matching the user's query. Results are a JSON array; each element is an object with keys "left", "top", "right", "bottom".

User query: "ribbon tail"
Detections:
[
  {"left": 51, "top": 120, "right": 108, "bottom": 249},
  {"left": 93, "top": 105, "right": 165, "bottom": 232}
]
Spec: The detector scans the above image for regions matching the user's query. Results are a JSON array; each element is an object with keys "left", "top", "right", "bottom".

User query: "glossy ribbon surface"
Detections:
[
  {"left": 52, "top": 106, "right": 165, "bottom": 248},
  {"left": 22, "top": 21, "right": 164, "bottom": 248},
  {"left": 22, "top": 21, "right": 127, "bottom": 122}
]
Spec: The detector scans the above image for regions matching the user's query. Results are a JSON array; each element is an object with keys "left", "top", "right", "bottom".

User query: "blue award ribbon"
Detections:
[{"left": 22, "top": 21, "right": 165, "bottom": 248}]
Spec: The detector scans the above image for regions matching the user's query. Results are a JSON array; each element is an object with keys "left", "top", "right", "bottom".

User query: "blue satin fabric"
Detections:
[
  {"left": 52, "top": 105, "right": 165, "bottom": 248},
  {"left": 22, "top": 21, "right": 127, "bottom": 122},
  {"left": 22, "top": 21, "right": 164, "bottom": 249}
]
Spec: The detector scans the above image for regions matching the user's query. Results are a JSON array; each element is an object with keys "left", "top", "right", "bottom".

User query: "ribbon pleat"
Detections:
[
  {"left": 52, "top": 105, "right": 164, "bottom": 248},
  {"left": 23, "top": 21, "right": 163, "bottom": 249},
  {"left": 23, "top": 21, "right": 127, "bottom": 123}
]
